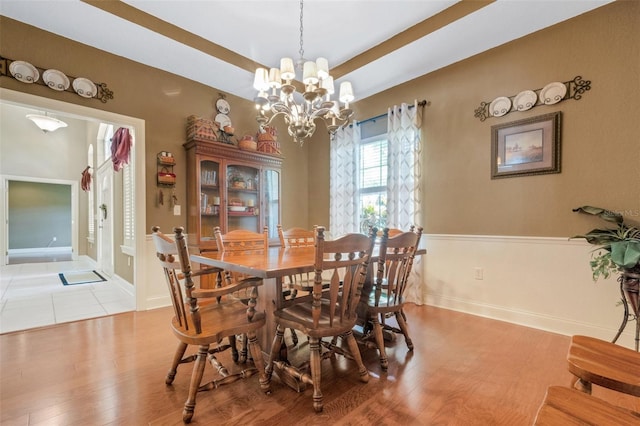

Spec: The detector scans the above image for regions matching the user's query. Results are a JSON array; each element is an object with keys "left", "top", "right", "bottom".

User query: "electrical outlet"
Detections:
[
  {"left": 474, "top": 267, "right": 484, "bottom": 280},
  {"left": 173, "top": 205, "right": 181, "bottom": 216},
  {"left": 52, "top": 236, "right": 57, "bottom": 242}
]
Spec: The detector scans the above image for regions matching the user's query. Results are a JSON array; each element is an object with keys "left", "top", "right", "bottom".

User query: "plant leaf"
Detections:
[
  {"left": 610, "top": 241, "right": 640, "bottom": 269},
  {"left": 572, "top": 205, "right": 623, "bottom": 224}
]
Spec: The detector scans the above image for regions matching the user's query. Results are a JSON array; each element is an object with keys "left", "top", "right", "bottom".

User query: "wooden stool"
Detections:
[
  {"left": 567, "top": 335, "right": 640, "bottom": 396},
  {"left": 534, "top": 386, "right": 640, "bottom": 425}
]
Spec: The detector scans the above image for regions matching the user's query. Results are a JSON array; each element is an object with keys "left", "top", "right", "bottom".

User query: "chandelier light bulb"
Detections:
[
  {"left": 302, "top": 61, "right": 318, "bottom": 85},
  {"left": 339, "top": 82, "right": 354, "bottom": 104},
  {"left": 280, "top": 58, "right": 295, "bottom": 81},
  {"left": 253, "top": 68, "right": 269, "bottom": 91},
  {"left": 316, "top": 58, "right": 329, "bottom": 80},
  {"left": 268, "top": 68, "right": 282, "bottom": 89}
]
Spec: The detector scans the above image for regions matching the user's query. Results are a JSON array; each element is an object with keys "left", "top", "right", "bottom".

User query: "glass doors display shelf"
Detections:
[{"left": 184, "top": 139, "right": 282, "bottom": 251}]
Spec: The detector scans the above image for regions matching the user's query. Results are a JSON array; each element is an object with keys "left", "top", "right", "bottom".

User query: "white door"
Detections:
[{"left": 96, "top": 163, "right": 114, "bottom": 277}]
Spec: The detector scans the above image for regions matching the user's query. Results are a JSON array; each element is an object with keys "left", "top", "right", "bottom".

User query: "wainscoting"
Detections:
[{"left": 422, "top": 234, "right": 635, "bottom": 349}]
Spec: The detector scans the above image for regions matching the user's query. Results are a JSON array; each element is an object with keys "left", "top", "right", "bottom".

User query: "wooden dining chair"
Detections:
[
  {"left": 214, "top": 226, "right": 269, "bottom": 361},
  {"left": 151, "top": 226, "right": 270, "bottom": 423},
  {"left": 265, "top": 226, "right": 377, "bottom": 413},
  {"left": 567, "top": 335, "right": 640, "bottom": 397},
  {"left": 360, "top": 226, "right": 423, "bottom": 370},
  {"left": 276, "top": 225, "right": 318, "bottom": 346},
  {"left": 277, "top": 224, "right": 316, "bottom": 248},
  {"left": 277, "top": 225, "right": 324, "bottom": 295}
]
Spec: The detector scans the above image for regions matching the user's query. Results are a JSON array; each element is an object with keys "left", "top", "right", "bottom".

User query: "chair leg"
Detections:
[
  {"left": 370, "top": 315, "right": 389, "bottom": 370},
  {"left": 266, "top": 324, "right": 286, "bottom": 381},
  {"left": 247, "top": 330, "right": 272, "bottom": 394},
  {"left": 240, "top": 333, "right": 248, "bottom": 364},
  {"left": 573, "top": 377, "right": 593, "bottom": 394},
  {"left": 395, "top": 311, "right": 414, "bottom": 351},
  {"left": 344, "top": 330, "right": 370, "bottom": 384},
  {"left": 289, "top": 328, "right": 299, "bottom": 346},
  {"left": 229, "top": 335, "right": 239, "bottom": 362},
  {"left": 167, "top": 342, "right": 189, "bottom": 384},
  {"left": 183, "top": 345, "right": 208, "bottom": 423},
  {"left": 308, "top": 336, "right": 324, "bottom": 413}
]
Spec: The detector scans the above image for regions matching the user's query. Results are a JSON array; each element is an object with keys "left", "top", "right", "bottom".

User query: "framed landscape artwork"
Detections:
[{"left": 491, "top": 111, "right": 562, "bottom": 179}]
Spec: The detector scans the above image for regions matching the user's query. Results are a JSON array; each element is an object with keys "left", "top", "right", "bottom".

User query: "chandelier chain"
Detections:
[{"left": 298, "top": 0, "right": 304, "bottom": 61}]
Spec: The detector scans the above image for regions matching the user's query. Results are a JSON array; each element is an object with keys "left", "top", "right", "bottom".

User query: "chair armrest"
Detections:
[
  {"left": 193, "top": 276, "right": 262, "bottom": 299},
  {"left": 191, "top": 267, "right": 223, "bottom": 278}
]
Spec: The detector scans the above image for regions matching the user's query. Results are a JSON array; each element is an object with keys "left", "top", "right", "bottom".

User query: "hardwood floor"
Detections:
[{"left": 1, "top": 304, "right": 638, "bottom": 425}]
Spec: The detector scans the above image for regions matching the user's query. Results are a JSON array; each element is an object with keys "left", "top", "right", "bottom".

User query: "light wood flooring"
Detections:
[{"left": 1, "top": 304, "right": 638, "bottom": 425}]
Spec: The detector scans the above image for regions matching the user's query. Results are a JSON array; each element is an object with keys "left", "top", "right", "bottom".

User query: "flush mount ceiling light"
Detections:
[
  {"left": 26, "top": 113, "right": 68, "bottom": 133},
  {"left": 253, "top": 0, "right": 354, "bottom": 146}
]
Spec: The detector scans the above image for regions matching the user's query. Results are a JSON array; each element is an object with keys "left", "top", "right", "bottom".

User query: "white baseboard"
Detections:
[{"left": 9, "top": 247, "right": 72, "bottom": 254}]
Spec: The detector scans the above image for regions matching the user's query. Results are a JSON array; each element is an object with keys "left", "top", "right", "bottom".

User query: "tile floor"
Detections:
[{"left": 0, "top": 256, "right": 135, "bottom": 334}]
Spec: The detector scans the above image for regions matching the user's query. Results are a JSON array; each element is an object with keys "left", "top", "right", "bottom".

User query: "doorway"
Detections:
[{"left": 0, "top": 88, "right": 146, "bottom": 313}]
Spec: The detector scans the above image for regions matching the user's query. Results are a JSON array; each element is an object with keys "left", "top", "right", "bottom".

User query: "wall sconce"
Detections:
[{"left": 26, "top": 114, "right": 68, "bottom": 133}]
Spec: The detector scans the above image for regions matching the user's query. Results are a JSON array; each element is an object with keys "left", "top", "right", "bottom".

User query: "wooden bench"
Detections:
[
  {"left": 534, "top": 386, "right": 640, "bottom": 425},
  {"left": 567, "top": 335, "right": 640, "bottom": 396}
]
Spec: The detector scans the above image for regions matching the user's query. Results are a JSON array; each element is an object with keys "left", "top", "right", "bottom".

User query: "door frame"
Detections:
[{"left": 1, "top": 88, "right": 146, "bottom": 311}]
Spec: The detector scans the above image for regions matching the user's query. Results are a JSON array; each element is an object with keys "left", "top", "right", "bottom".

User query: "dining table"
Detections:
[
  {"left": 190, "top": 243, "right": 426, "bottom": 351},
  {"left": 191, "top": 242, "right": 425, "bottom": 391},
  {"left": 191, "top": 245, "right": 317, "bottom": 351}
]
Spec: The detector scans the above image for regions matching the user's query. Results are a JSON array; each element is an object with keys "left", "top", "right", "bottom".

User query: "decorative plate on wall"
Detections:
[
  {"left": 539, "top": 82, "right": 567, "bottom": 105},
  {"left": 43, "top": 69, "right": 70, "bottom": 91},
  {"left": 513, "top": 90, "right": 537, "bottom": 111},
  {"left": 9, "top": 61, "right": 39, "bottom": 83},
  {"left": 72, "top": 77, "right": 97, "bottom": 98},
  {"left": 215, "top": 113, "right": 231, "bottom": 128},
  {"left": 216, "top": 98, "right": 231, "bottom": 114},
  {"left": 489, "top": 96, "right": 511, "bottom": 117}
]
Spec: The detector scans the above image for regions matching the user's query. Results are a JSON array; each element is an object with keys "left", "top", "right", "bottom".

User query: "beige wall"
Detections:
[{"left": 337, "top": 0, "right": 639, "bottom": 238}]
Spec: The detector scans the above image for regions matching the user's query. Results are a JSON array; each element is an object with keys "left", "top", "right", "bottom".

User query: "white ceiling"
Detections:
[{"left": 1, "top": 0, "right": 613, "bottom": 103}]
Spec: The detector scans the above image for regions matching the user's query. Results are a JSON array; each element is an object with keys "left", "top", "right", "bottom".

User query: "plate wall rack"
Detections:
[
  {"left": 0, "top": 56, "right": 114, "bottom": 103},
  {"left": 474, "top": 75, "right": 591, "bottom": 122}
]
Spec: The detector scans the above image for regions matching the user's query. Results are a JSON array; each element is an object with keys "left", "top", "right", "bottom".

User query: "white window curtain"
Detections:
[
  {"left": 387, "top": 101, "right": 424, "bottom": 305},
  {"left": 329, "top": 122, "right": 360, "bottom": 237}
]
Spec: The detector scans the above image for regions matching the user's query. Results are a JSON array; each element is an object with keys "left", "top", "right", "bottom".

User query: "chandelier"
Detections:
[{"left": 253, "top": 0, "right": 354, "bottom": 146}]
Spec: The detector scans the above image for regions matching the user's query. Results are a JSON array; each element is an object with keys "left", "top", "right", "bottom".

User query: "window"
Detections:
[
  {"left": 87, "top": 144, "right": 95, "bottom": 243},
  {"left": 358, "top": 136, "right": 388, "bottom": 233},
  {"left": 122, "top": 132, "right": 135, "bottom": 254}
]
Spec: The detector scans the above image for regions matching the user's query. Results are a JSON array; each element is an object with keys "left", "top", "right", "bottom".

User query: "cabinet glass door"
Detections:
[
  {"left": 263, "top": 168, "right": 280, "bottom": 243},
  {"left": 199, "top": 159, "right": 220, "bottom": 243},
  {"left": 226, "top": 164, "right": 260, "bottom": 232}
]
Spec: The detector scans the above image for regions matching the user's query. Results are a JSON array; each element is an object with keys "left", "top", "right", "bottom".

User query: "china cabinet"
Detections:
[{"left": 184, "top": 140, "right": 282, "bottom": 251}]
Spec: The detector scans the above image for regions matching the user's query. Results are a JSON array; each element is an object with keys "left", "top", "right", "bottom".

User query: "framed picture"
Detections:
[{"left": 491, "top": 111, "right": 562, "bottom": 179}]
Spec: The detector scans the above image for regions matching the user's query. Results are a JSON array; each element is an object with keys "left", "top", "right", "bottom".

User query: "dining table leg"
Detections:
[{"left": 258, "top": 276, "right": 308, "bottom": 392}]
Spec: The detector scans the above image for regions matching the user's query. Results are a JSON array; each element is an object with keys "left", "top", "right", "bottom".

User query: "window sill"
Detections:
[{"left": 120, "top": 245, "right": 135, "bottom": 256}]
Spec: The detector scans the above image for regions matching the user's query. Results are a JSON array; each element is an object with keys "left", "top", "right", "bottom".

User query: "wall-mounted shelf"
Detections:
[
  {"left": 474, "top": 75, "right": 591, "bottom": 122},
  {"left": 157, "top": 152, "right": 176, "bottom": 187}
]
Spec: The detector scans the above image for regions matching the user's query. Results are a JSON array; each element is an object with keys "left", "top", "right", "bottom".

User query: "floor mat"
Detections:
[{"left": 59, "top": 270, "right": 107, "bottom": 286}]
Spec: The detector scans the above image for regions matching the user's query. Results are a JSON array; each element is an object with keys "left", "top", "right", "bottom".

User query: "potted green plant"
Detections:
[
  {"left": 573, "top": 206, "right": 640, "bottom": 348},
  {"left": 572, "top": 205, "right": 640, "bottom": 281}
]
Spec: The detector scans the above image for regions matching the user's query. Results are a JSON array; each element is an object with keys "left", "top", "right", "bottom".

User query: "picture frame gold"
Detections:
[{"left": 491, "top": 111, "right": 562, "bottom": 179}]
